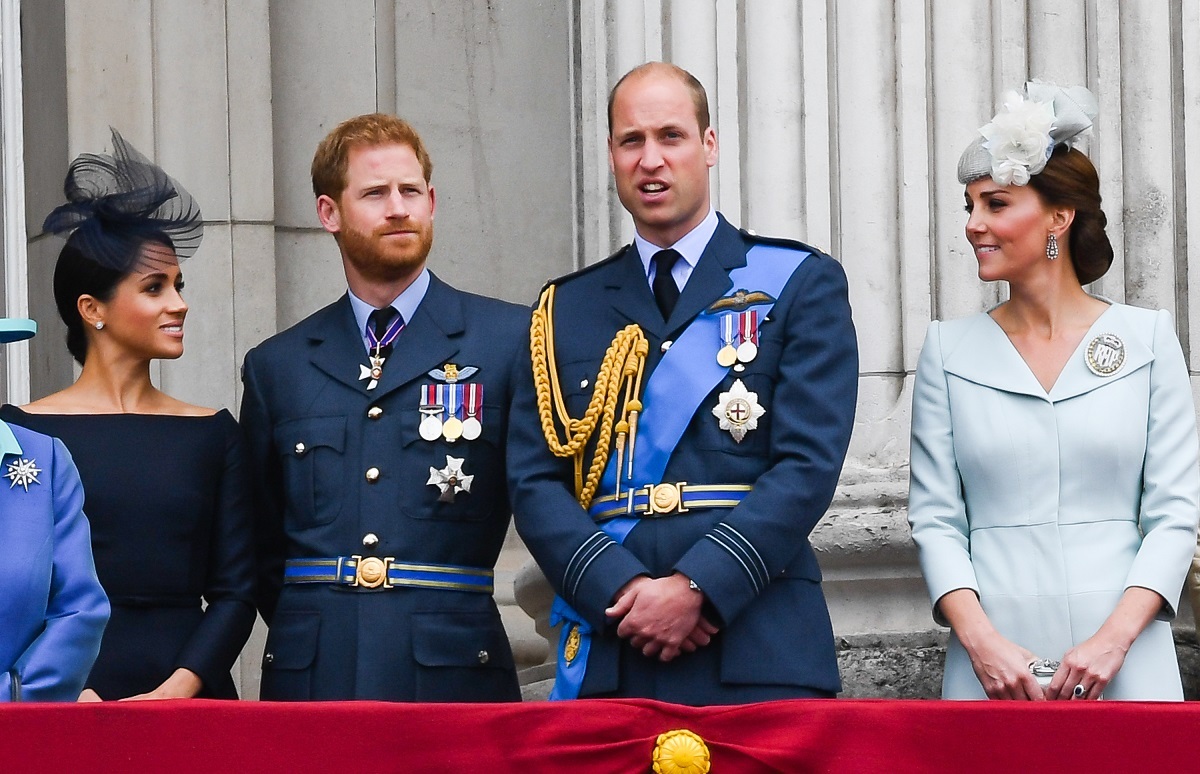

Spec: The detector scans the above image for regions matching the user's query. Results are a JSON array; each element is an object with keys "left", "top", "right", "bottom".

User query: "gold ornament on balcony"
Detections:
[{"left": 652, "top": 729, "right": 710, "bottom": 774}]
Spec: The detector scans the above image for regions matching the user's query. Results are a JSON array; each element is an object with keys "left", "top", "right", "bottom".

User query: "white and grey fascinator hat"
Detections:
[{"left": 957, "top": 82, "right": 1099, "bottom": 186}]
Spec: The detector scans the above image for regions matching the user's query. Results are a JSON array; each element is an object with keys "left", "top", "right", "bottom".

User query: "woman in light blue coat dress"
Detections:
[
  {"left": 908, "top": 83, "right": 1200, "bottom": 701},
  {"left": 0, "top": 318, "right": 108, "bottom": 701}
]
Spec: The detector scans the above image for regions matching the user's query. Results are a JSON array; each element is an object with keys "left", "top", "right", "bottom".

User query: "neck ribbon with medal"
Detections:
[
  {"left": 359, "top": 313, "right": 406, "bottom": 391},
  {"left": 539, "top": 241, "right": 811, "bottom": 700}
]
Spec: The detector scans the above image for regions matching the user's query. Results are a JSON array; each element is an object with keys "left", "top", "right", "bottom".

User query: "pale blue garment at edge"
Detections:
[{"left": 908, "top": 303, "right": 1199, "bottom": 700}]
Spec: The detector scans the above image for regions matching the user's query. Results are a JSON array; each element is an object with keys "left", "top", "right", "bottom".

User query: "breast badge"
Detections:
[
  {"left": 712, "top": 378, "right": 765, "bottom": 443},
  {"left": 1085, "top": 333, "right": 1125, "bottom": 377},
  {"left": 427, "top": 455, "right": 474, "bottom": 503}
]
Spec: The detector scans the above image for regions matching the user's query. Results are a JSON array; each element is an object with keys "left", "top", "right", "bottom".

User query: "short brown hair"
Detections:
[
  {"left": 607, "top": 62, "right": 711, "bottom": 137},
  {"left": 311, "top": 113, "right": 433, "bottom": 200},
  {"left": 1028, "top": 145, "right": 1113, "bottom": 285}
]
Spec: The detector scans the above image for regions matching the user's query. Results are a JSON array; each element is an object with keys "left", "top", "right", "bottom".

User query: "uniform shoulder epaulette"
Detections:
[
  {"left": 739, "top": 228, "right": 832, "bottom": 259},
  {"left": 540, "top": 244, "right": 631, "bottom": 293}
]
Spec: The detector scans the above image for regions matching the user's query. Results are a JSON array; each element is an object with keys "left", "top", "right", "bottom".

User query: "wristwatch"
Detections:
[{"left": 688, "top": 578, "right": 703, "bottom": 594}]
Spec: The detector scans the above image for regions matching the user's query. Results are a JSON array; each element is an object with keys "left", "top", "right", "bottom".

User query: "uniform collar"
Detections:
[{"left": 347, "top": 268, "right": 431, "bottom": 350}]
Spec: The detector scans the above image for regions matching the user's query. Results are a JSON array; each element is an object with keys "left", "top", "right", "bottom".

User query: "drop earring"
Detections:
[{"left": 1046, "top": 233, "right": 1059, "bottom": 260}]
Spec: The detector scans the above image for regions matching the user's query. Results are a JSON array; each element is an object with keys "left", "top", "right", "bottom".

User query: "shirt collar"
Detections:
[
  {"left": 0, "top": 421, "right": 22, "bottom": 458},
  {"left": 634, "top": 209, "right": 719, "bottom": 277},
  {"left": 347, "top": 268, "right": 431, "bottom": 348}
]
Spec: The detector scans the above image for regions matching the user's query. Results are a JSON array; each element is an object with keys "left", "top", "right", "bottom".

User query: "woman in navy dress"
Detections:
[
  {"left": 0, "top": 131, "right": 255, "bottom": 700},
  {"left": 0, "top": 317, "right": 108, "bottom": 701}
]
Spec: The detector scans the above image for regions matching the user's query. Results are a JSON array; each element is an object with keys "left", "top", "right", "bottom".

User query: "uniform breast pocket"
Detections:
[
  {"left": 400, "top": 404, "right": 505, "bottom": 523},
  {"left": 274, "top": 416, "right": 347, "bottom": 529}
]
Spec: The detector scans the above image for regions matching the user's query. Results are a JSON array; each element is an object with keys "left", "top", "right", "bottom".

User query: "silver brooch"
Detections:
[
  {"left": 711, "top": 379, "right": 766, "bottom": 443},
  {"left": 3, "top": 457, "right": 42, "bottom": 491},
  {"left": 427, "top": 455, "right": 474, "bottom": 503},
  {"left": 1085, "top": 333, "right": 1125, "bottom": 377}
]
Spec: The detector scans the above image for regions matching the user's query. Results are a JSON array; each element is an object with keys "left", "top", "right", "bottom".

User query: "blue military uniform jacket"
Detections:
[
  {"left": 0, "top": 421, "right": 109, "bottom": 701},
  {"left": 240, "top": 272, "right": 525, "bottom": 701},
  {"left": 509, "top": 215, "right": 858, "bottom": 703}
]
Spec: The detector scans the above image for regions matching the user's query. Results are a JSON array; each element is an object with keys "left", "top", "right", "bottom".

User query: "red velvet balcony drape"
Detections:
[{"left": 4, "top": 697, "right": 1190, "bottom": 772}]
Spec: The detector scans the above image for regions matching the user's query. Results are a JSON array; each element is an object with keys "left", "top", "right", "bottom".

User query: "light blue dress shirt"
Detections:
[
  {"left": 347, "top": 268, "right": 431, "bottom": 352},
  {"left": 634, "top": 209, "right": 718, "bottom": 294}
]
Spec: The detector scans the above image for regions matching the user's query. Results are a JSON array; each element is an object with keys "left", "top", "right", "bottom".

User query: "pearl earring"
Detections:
[
  {"left": 1046, "top": 233, "right": 1059, "bottom": 260},
  {"left": 94, "top": 321, "right": 105, "bottom": 330}
]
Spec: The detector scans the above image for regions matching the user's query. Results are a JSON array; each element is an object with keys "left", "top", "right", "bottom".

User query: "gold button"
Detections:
[
  {"left": 661, "top": 340, "right": 673, "bottom": 352},
  {"left": 294, "top": 442, "right": 306, "bottom": 455},
  {"left": 365, "top": 467, "right": 380, "bottom": 483},
  {"left": 367, "top": 406, "right": 383, "bottom": 419},
  {"left": 477, "top": 650, "right": 489, "bottom": 664},
  {"left": 362, "top": 533, "right": 379, "bottom": 548}
]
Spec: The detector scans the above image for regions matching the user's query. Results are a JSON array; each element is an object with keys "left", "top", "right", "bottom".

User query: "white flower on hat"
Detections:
[{"left": 978, "top": 91, "right": 1057, "bottom": 186}]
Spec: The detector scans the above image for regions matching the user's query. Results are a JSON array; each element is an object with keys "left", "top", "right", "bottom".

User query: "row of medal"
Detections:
[
  {"left": 419, "top": 382, "right": 483, "bottom": 442},
  {"left": 717, "top": 310, "right": 760, "bottom": 370}
]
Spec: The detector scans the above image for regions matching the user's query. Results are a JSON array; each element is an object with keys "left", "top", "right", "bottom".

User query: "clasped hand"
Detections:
[{"left": 605, "top": 573, "right": 719, "bottom": 662}]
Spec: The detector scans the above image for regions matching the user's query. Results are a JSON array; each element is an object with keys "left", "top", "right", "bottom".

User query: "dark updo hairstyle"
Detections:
[
  {"left": 53, "top": 231, "right": 173, "bottom": 365},
  {"left": 1027, "top": 144, "right": 1114, "bottom": 285}
]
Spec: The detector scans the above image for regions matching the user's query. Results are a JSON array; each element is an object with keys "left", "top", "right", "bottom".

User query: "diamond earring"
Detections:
[{"left": 1046, "top": 233, "right": 1059, "bottom": 260}]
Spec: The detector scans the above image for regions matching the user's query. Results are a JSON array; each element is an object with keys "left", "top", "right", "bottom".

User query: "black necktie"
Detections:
[
  {"left": 652, "top": 249, "right": 682, "bottom": 320},
  {"left": 368, "top": 306, "right": 401, "bottom": 358}
]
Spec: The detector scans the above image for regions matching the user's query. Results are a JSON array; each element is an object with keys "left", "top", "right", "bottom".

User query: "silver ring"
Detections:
[{"left": 1073, "top": 684, "right": 1086, "bottom": 698}]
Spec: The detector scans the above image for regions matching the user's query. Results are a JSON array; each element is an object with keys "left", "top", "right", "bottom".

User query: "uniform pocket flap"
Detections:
[
  {"left": 264, "top": 611, "right": 320, "bottom": 670},
  {"left": 411, "top": 611, "right": 514, "bottom": 670},
  {"left": 274, "top": 416, "right": 346, "bottom": 455}
]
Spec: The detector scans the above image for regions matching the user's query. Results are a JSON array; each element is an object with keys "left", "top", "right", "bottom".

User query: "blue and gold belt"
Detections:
[
  {"left": 283, "top": 556, "right": 493, "bottom": 594},
  {"left": 587, "top": 482, "right": 752, "bottom": 522}
]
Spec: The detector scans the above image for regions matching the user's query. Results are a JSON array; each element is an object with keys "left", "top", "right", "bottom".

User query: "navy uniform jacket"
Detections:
[
  {"left": 0, "top": 422, "right": 109, "bottom": 701},
  {"left": 509, "top": 215, "right": 858, "bottom": 703},
  {"left": 240, "top": 272, "right": 524, "bottom": 701}
]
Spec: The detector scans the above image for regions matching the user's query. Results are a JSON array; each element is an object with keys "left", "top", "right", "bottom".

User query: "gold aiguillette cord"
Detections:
[{"left": 531, "top": 284, "right": 648, "bottom": 509}]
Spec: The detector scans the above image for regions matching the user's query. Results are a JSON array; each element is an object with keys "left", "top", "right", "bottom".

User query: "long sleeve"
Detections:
[
  {"left": 1123, "top": 309, "right": 1200, "bottom": 616},
  {"left": 908, "top": 321, "right": 979, "bottom": 625},
  {"left": 507, "top": 336, "right": 651, "bottom": 629},
  {"left": 0, "top": 440, "right": 109, "bottom": 701},
  {"left": 240, "top": 349, "right": 286, "bottom": 624},
  {"left": 174, "top": 414, "right": 257, "bottom": 692}
]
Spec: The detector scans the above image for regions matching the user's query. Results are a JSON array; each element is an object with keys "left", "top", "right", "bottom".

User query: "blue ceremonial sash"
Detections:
[{"left": 550, "top": 243, "right": 809, "bottom": 700}]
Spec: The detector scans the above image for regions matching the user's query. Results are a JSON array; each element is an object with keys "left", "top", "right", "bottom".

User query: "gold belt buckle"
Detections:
[
  {"left": 644, "top": 482, "right": 688, "bottom": 517},
  {"left": 352, "top": 555, "right": 394, "bottom": 589}
]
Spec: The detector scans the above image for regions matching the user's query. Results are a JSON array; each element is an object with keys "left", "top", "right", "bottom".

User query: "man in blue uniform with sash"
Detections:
[
  {"left": 241, "top": 115, "right": 525, "bottom": 701},
  {"left": 511, "top": 62, "right": 858, "bottom": 704}
]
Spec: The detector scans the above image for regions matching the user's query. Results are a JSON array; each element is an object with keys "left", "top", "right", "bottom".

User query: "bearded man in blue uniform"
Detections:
[
  {"left": 241, "top": 115, "right": 524, "bottom": 701},
  {"left": 510, "top": 63, "right": 859, "bottom": 704}
]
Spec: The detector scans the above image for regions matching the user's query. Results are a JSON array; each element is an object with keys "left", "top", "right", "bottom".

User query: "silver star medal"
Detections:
[
  {"left": 427, "top": 455, "right": 474, "bottom": 503},
  {"left": 712, "top": 379, "right": 765, "bottom": 443},
  {"left": 3, "top": 457, "right": 42, "bottom": 491}
]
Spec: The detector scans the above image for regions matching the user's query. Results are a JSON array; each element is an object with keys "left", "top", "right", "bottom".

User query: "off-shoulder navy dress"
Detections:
[{"left": 0, "top": 406, "right": 256, "bottom": 699}]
